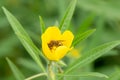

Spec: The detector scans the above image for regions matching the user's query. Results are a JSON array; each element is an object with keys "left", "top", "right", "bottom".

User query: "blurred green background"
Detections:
[{"left": 0, "top": 0, "right": 120, "bottom": 80}]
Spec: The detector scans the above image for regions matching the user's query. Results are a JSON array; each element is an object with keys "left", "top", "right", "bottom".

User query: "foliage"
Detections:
[{"left": 1, "top": 0, "right": 120, "bottom": 80}]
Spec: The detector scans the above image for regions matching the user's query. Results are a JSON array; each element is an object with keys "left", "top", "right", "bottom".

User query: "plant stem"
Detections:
[
  {"left": 48, "top": 61, "right": 56, "bottom": 80},
  {"left": 25, "top": 73, "right": 47, "bottom": 80}
]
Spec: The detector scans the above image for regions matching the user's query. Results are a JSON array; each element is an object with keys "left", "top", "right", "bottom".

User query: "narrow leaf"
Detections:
[
  {"left": 72, "top": 29, "right": 96, "bottom": 46},
  {"left": 59, "top": 0, "right": 77, "bottom": 32},
  {"left": 17, "top": 58, "right": 40, "bottom": 72},
  {"left": 107, "top": 68, "right": 120, "bottom": 80},
  {"left": 67, "top": 40, "right": 120, "bottom": 73},
  {"left": 59, "top": 40, "right": 120, "bottom": 79},
  {"left": 16, "top": 31, "right": 46, "bottom": 72},
  {"left": 58, "top": 72, "right": 108, "bottom": 78},
  {"left": 77, "top": 13, "right": 95, "bottom": 33},
  {"left": 57, "top": 60, "right": 67, "bottom": 67},
  {"left": 2, "top": 7, "right": 46, "bottom": 72},
  {"left": 6, "top": 58, "right": 25, "bottom": 80},
  {"left": 39, "top": 16, "right": 45, "bottom": 34}
]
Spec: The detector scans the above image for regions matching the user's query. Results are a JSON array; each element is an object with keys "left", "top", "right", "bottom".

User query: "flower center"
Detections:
[{"left": 48, "top": 40, "right": 64, "bottom": 50}]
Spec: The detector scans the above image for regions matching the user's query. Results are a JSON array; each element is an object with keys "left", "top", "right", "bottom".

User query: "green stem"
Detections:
[
  {"left": 25, "top": 73, "right": 47, "bottom": 80},
  {"left": 48, "top": 61, "right": 56, "bottom": 80}
]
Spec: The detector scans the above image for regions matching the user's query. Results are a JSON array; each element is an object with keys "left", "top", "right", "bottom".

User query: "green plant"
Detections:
[{"left": 2, "top": 0, "right": 120, "bottom": 80}]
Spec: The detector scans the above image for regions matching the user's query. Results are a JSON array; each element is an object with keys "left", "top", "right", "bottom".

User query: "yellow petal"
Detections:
[
  {"left": 42, "top": 43, "right": 58, "bottom": 60},
  {"left": 41, "top": 34, "right": 52, "bottom": 59},
  {"left": 61, "top": 30, "right": 74, "bottom": 47},
  {"left": 54, "top": 46, "right": 69, "bottom": 61},
  {"left": 44, "top": 26, "right": 61, "bottom": 42}
]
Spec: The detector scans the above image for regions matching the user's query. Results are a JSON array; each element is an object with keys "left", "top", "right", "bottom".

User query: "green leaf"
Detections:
[
  {"left": 58, "top": 72, "right": 108, "bottom": 78},
  {"left": 67, "top": 40, "right": 120, "bottom": 73},
  {"left": 6, "top": 58, "right": 25, "bottom": 80},
  {"left": 16, "top": 32, "right": 46, "bottom": 72},
  {"left": 2, "top": 7, "right": 46, "bottom": 72},
  {"left": 57, "top": 60, "right": 67, "bottom": 67},
  {"left": 17, "top": 58, "right": 40, "bottom": 72},
  {"left": 72, "top": 29, "right": 96, "bottom": 46},
  {"left": 59, "top": 0, "right": 77, "bottom": 32},
  {"left": 27, "top": 30, "right": 41, "bottom": 44},
  {"left": 77, "top": 13, "right": 96, "bottom": 33},
  {"left": 39, "top": 16, "right": 46, "bottom": 34},
  {"left": 59, "top": 40, "right": 120, "bottom": 79},
  {"left": 107, "top": 68, "right": 120, "bottom": 80}
]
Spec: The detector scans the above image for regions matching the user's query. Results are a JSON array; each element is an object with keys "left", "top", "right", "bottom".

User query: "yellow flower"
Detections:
[{"left": 41, "top": 26, "right": 74, "bottom": 61}]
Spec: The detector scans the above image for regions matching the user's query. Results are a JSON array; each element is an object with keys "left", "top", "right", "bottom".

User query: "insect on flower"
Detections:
[
  {"left": 41, "top": 26, "right": 74, "bottom": 61},
  {"left": 48, "top": 40, "right": 64, "bottom": 50}
]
